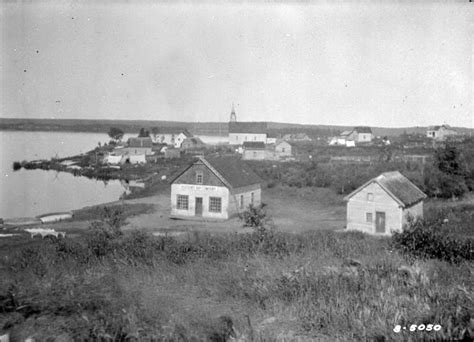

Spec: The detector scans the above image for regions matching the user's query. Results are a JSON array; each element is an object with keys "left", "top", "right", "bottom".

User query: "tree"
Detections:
[
  {"left": 138, "top": 128, "right": 150, "bottom": 137},
  {"left": 108, "top": 127, "right": 124, "bottom": 142},
  {"left": 434, "top": 144, "right": 467, "bottom": 177}
]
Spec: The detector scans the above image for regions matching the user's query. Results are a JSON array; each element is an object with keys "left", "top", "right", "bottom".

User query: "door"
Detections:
[
  {"left": 195, "top": 197, "right": 203, "bottom": 216},
  {"left": 375, "top": 211, "right": 386, "bottom": 233}
]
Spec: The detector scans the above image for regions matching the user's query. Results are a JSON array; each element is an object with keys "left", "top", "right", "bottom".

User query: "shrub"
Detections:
[
  {"left": 241, "top": 203, "right": 268, "bottom": 228},
  {"left": 391, "top": 218, "right": 473, "bottom": 264}
]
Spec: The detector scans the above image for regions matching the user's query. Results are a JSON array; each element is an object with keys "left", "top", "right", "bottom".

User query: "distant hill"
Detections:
[{"left": 0, "top": 117, "right": 472, "bottom": 137}]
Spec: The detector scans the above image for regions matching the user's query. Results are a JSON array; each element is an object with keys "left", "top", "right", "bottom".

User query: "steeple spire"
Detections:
[{"left": 230, "top": 103, "right": 237, "bottom": 122}]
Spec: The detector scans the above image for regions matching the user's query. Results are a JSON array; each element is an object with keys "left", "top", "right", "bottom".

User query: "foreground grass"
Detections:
[{"left": 1, "top": 222, "right": 472, "bottom": 341}]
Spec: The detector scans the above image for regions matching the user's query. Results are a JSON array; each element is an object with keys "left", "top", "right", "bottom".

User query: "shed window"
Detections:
[
  {"left": 366, "top": 213, "right": 373, "bottom": 223},
  {"left": 282, "top": 148, "right": 285, "bottom": 153},
  {"left": 209, "top": 197, "right": 222, "bottom": 213},
  {"left": 367, "top": 193, "right": 374, "bottom": 201},
  {"left": 240, "top": 195, "right": 244, "bottom": 209},
  {"left": 196, "top": 171, "right": 203, "bottom": 184},
  {"left": 177, "top": 195, "right": 189, "bottom": 210},
  {"left": 253, "top": 151, "right": 257, "bottom": 157},
  {"left": 251, "top": 192, "right": 254, "bottom": 204}
]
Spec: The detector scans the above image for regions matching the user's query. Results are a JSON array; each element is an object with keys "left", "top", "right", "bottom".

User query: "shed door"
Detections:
[
  {"left": 195, "top": 197, "right": 203, "bottom": 216},
  {"left": 375, "top": 211, "right": 386, "bottom": 233}
]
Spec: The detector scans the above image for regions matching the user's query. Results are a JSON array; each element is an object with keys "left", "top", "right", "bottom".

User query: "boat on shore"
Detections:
[{"left": 37, "top": 211, "right": 73, "bottom": 223}]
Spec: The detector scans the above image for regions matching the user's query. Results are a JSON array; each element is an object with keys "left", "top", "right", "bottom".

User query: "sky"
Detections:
[{"left": 0, "top": 1, "right": 473, "bottom": 128}]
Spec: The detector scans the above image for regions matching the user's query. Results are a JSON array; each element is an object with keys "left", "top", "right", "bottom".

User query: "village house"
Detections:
[
  {"left": 344, "top": 171, "right": 426, "bottom": 235},
  {"left": 329, "top": 127, "right": 372, "bottom": 146},
  {"left": 181, "top": 137, "right": 207, "bottom": 154},
  {"left": 242, "top": 141, "right": 266, "bottom": 160},
  {"left": 275, "top": 140, "right": 294, "bottom": 159},
  {"left": 170, "top": 156, "right": 262, "bottom": 220},
  {"left": 124, "top": 137, "right": 153, "bottom": 155},
  {"left": 426, "top": 125, "right": 458, "bottom": 141},
  {"left": 282, "top": 133, "right": 312, "bottom": 142},
  {"left": 151, "top": 127, "right": 193, "bottom": 148}
]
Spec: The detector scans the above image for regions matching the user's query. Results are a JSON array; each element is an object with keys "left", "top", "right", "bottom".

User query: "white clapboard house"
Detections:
[
  {"left": 344, "top": 171, "right": 426, "bottom": 235},
  {"left": 170, "top": 156, "right": 262, "bottom": 220}
]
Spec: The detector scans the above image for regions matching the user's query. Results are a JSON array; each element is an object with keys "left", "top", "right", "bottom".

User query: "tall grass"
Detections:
[{"left": 0, "top": 208, "right": 472, "bottom": 340}]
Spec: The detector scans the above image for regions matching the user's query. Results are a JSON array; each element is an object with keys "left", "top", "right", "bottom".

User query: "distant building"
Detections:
[
  {"left": 125, "top": 137, "right": 153, "bottom": 155},
  {"left": 426, "top": 125, "right": 458, "bottom": 141},
  {"left": 227, "top": 106, "right": 267, "bottom": 145},
  {"left": 164, "top": 148, "right": 181, "bottom": 159},
  {"left": 266, "top": 132, "right": 278, "bottom": 144},
  {"left": 170, "top": 156, "right": 262, "bottom": 220},
  {"left": 151, "top": 127, "right": 193, "bottom": 148},
  {"left": 282, "top": 133, "right": 312, "bottom": 142},
  {"left": 242, "top": 141, "right": 266, "bottom": 160},
  {"left": 344, "top": 171, "right": 426, "bottom": 235},
  {"left": 329, "top": 127, "right": 372, "bottom": 146},
  {"left": 275, "top": 140, "right": 294, "bottom": 159},
  {"left": 181, "top": 137, "right": 207, "bottom": 152}
]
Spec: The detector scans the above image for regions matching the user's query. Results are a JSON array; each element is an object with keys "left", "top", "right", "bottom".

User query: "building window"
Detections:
[
  {"left": 367, "top": 193, "right": 373, "bottom": 201},
  {"left": 282, "top": 148, "right": 285, "bottom": 153},
  {"left": 209, "top": 197, "right": 222, "bottom": 213},
  {"left": 254, "top": 136, "right": 256, "bottom": 141},
  {"left": 240, "top": 195, "right": 244, "bottom": 209},
  {"left": 245, "top": 136, "right": 248, "bottom": 141},
  {"left": 177, "top": 195, "right": 189, "bottom": 210},
  {"left": 196, "top": 171, "right": 203, "bottom": 184},
  {"left": 236, "top": 136, "right": 238, "bottom": 140},
  {"left": 251, "top": 192, "right": 254, "bottom": 204},
  {"left": 366, "top": 213, "right": 373, "bottom": 223},
  {"left": 253, "top": 151, "right": 257, "bottom": 157}
]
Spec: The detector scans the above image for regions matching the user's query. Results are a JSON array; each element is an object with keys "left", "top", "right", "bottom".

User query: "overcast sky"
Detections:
[{"left": 1, "top": 1, "right": 472, "bottom": 128}]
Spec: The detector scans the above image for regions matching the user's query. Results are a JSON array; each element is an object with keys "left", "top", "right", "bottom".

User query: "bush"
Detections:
[
  {"left": 391, "top": 218, "right": 473, "bottom": 264},
  {"left": 241, "top": 203, "right": 268, "bottom": 228}
]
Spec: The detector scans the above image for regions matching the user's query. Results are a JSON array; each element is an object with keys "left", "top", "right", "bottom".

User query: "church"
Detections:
[{"left": 228, "top": 105, "right": 268, "bottom": 145}]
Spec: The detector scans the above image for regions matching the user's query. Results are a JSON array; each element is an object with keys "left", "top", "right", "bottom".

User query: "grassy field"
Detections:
[{"left": 0, "top": 188, "right": 472, "bottom": 341}]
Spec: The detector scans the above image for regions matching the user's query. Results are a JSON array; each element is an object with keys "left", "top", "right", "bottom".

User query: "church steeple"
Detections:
[{"left": 230, "top": 103, "right": 237, "bottom": 122}]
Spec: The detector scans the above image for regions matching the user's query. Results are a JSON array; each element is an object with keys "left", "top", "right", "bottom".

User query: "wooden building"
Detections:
[
  {"left": 242, "top": 141, "right": 266, "bottom": 160},
  {"left": 125, "top": 137, "right": 153, "bottom": 155},
  {"left": 426, "top": 125, "right": 458, "bottom": 141},
  {"left": 344, "top": 171, "right": 426, "bottom": 235},
  {"left": 170, "top": 156, "right": 262, "bottom": 220},
  {"left": 151, "top": 127, "right": 192, "bottom": 148}
]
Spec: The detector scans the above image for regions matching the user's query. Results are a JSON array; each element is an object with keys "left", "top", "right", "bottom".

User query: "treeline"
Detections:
[{"left": 249, "top": 141, "right": 474, "bottom": 199}]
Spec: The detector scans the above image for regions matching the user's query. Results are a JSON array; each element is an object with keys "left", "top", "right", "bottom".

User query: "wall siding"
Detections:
[
  {"left": 228, "top": 187, "right": 262, "bottom": 217},
  {"left": 402, "top": 202, "right": 424, "bottom": 228},
  {"left": 173, "top": 162, "right": 226, "bottom": 187},
  {"left": 242, "top": 149, "right": 266, "bottom": 160},
  {"left": 347, "top": 182, "right": 402, "bottom": 235},
  {"left": 229, "top": 133, "right": 267, "bottom": 145},
  {"left": 171, "top": 184, "right": 230, "bottom": 219}
]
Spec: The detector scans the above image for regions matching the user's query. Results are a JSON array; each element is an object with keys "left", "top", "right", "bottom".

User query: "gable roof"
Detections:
[
  {"left": 354, "top": 126, "right": 372, "bottom": 134},
  {"left": 243, "top": 141, "right": 265, "bottom": 149},
  {"left": 427, "top": 125, "right": 453, "bottom": 132},
  {"left": 182, "top": 137, "right": 206, "bottom": 146},
  {"left": 170, "top": 156, "right": 261, "bottom": 189},
  {"left": 344, "top": 171, "right": 426, "bottom": 208},
  {"left": 229, "top": 122, "right": 267, "bottom": 134},
  {"left": 128, "top": 137, "right": 152, "bottom": 148}
]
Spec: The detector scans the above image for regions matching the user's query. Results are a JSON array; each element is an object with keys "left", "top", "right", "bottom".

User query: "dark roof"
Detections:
[
  {"left": 354, "top": 126, "right": 372, "bottom": 134},
  {"left": 243, "top": 141, "right": 265, "bottom": 149},
  {"left": 229, "top": 122, "right": 267, "bottom": 134},
  {"left": 428, "top": 125, "right": 452, "bottom": 131},
  {"left": 153, "top": 127, "right": 192, "bottom": 136},
  {"left": 170, "top": 156, "right": 262, "bottom": 189},
  {"left": 128, "top": 137, "right": 152, "bottom": 148},
  {"left": 344, "top": 171, "right": 426, "bottom": 208}
]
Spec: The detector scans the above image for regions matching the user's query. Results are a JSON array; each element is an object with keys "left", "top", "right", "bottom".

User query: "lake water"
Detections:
[
  {"left": 0, "top": 132, "right": 227, "bottom": 219},
  {"left": 0, "top": 131, "right": 128, "bottom": 219}
]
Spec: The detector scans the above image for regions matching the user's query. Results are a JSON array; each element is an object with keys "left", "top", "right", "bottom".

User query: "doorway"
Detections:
[
  {"left": 195, "top": 197, "right": 203, "bottom": 216},
  {"left": 375, "top": 211, "right": 386, "bottom": 233}
]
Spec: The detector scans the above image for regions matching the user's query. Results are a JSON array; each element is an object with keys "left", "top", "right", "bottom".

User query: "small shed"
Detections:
[
  {"left": 344, "top": 171, "right": 426, "bottom": 235},
  {"left": 275, "top": 140, "right": 293, "bottom": 158}
]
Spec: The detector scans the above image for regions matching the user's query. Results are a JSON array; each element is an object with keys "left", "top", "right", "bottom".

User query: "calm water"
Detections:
[
  {"left": 0, "top": 132, "right": 227, "bottom": 219},
  {"left": 0, "top": 131, "right": 127, "bottom": 219}
]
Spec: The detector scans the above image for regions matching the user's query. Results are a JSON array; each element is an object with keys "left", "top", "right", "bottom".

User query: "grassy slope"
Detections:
[{"left": 0, "top": 203, "right": 472, "bottom": 341}]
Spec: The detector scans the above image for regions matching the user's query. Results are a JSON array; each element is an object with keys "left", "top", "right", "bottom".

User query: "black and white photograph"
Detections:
[{"left": 0, "top": 0, "right": 473, "bottom": 340}]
